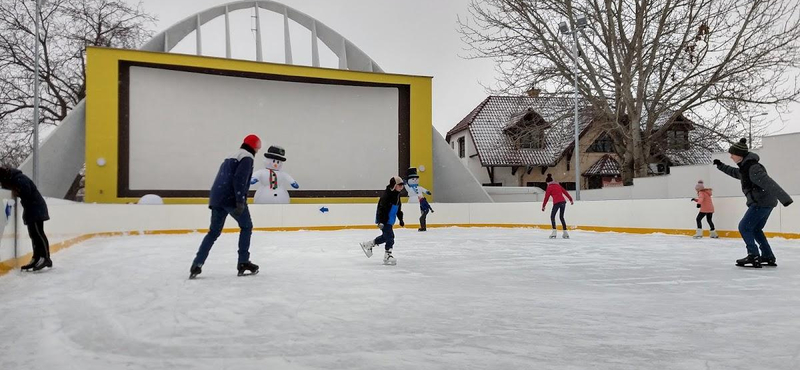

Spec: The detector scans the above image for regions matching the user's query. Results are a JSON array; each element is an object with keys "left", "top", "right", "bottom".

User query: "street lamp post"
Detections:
[
  {"left": 559, "top": 16, "right": 588, "bottom": 200},
  {"left": 747, "top": 112, "right": 768, "bottom": 149},
  {"left": 32, "top": 0, "right": 45, "bottom": 185}
]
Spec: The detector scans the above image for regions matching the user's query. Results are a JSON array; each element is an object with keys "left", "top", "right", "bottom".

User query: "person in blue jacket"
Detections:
[
  {"left": 0, "top": 166, "right": 51, "bottom": 271},
  {"left": 360, "top": 176, "right": 405, "bottom": 265},
  {"left": 190, "top": 135, "right": 262, "bottom": 279}
]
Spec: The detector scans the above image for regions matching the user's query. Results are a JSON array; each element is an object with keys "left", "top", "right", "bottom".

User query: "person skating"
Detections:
[
  {"left": 691, "top": 180, "right": 718, "bottom": 239},
  {"left": 360, "top": 176, "right": 405, "bottom": 265},
  {"left": 404, "top": 167, "right": 433, "bottom": 231},
  {"left": 713, "top": 138, "right": 793, "bottom": 267},
  {"left": 541, "top": 174, "right": 573, "bottom": 239},
  {"left": 190, "top": 135, "right": 262, "bottom": 278},
  {"left": 0, "top": 166, "right": 51, "bottom": 271}
]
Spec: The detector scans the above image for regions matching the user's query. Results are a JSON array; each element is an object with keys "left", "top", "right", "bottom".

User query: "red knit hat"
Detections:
[{"left": 243, "top": 134, "right": 261, "bottom": 151}]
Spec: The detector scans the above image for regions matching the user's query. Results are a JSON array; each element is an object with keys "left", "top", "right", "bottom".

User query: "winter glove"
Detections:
[
  {"left": 291, "top": 182, "right": 300, "bottom": 189},
  {"left": 250, "top": 177, "right": 259, "bottom": 185},
  {"left": 697, "top": 204, "right": 701, "bottom": 208},
  {"left": 426, "top": 191, "right": 432, "bottom": 195},
  {"left": 784, "top": 199, "right": 793, "bottom": 207},
  {"left": 713, "top": 159, "right": 722, "bottom": 166},
  {"left": 377, "top": 223, "right": 384, "bottom": 229},
  {"left": 232, "top": 203, "right": 246, "bottom": 217},
  {"left": 399, "top": 219, "right": 405, "bottom": 227},
  {"left": 541, "top": 207, "right": 545, "bottom": 212},
  {"left": 691, "top": 198, "right": 697, "bottom": 202}
]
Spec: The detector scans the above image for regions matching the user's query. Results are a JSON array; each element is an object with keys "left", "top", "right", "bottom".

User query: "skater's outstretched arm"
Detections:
[
  {"left": 713, "top": 159, "right": 740, "bottom": 179},
  {"left": 749, "top": 165, "right": 794, "bottom": 206}
]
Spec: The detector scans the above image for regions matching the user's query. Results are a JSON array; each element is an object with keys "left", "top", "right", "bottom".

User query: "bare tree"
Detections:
[
  {"left": 0, "top": 0, "right": 155, "bottom": 166},
  {"left": 460, "top": 0, "right": 800, "bottom": 184}
]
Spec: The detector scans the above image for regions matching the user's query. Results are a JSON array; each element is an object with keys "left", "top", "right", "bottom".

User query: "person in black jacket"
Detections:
[
  {"left": 714, "top": 138, "right": 793, "bottom": 267},
  {"left": 360, "top": 176, "right": 405, "bottom": 265},
  {"left": 0, "top": 167, "right": 51, "bottom": 271},
  {"left": 190, "top": 135, "right": 261, "bottom": 279}
]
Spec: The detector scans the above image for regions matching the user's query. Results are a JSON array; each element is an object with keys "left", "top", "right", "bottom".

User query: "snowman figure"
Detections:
[
  {"left": 251, "top": 146, "right": 299, "bottom": 204},
  {"left": 404, "top": 167, "right": 433, "bottom": 231}
]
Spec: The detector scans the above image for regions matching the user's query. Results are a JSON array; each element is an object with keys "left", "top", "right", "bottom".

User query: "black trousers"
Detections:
[
  {"left": 26, "top": 221, "right": 50, "bottom": 259},
  {"left": 696, "top": 212, "right": 715, "bottom": 230},
  {"left": 550, "top": 202, "right": 567, "bottom": 230},
  {"left": 420, "top": 208, "right": 429, "bottom": 229}
]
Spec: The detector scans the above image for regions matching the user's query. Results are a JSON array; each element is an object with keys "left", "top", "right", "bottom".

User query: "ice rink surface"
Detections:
[{"left": 1, "top": 227, "right": 799, "bottom": 370}]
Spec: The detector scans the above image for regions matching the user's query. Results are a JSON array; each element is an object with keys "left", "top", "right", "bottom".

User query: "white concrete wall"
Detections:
[
  {"left": 2, "top": 193, "right": 799, "bottom": 270},
  {"left": 581, "top": 133, "right": 800, "bottom": 201}
]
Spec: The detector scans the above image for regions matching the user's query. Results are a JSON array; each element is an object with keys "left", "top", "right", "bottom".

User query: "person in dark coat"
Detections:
[
  {"left": 714, "top": 138, "right": 793, "bottom": 267},
  {"left": 360, "top": 176, "right": 405, "bottom": 265},
  {"left": 190, "top": 135, "right": 262, "bottom": 279},
  {"left": 0, "top": 166, "right": 52, "bottom": 271}
]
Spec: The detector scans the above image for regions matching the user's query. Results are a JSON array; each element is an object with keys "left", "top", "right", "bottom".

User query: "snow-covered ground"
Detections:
[{"left": 1, "top": 227, "right": 799, "bottom": 370}]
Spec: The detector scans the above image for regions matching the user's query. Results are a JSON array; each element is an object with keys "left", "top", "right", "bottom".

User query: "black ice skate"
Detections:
[
  {"left": 26, "top": 257, "right": 52, "bottom": 272},
  {"left": 189, "top": 264, "right": 202, "bottom": 279},
  {"left": 237, "top": 261, "right": 259, "bottom": 276},
  {"left": 20, "top": 257, "right": 38, "bottom": 271},
  {"left": 760, "top": 257, "right": 777, "bottom": 267},
  {"left": 735, "top": 255, "right": 762, "bottom": 268}
]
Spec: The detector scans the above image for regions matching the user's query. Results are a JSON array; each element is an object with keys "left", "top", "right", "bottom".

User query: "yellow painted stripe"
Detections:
[{"left": 2, "top": 224, "right": 798, "bottom": 277}]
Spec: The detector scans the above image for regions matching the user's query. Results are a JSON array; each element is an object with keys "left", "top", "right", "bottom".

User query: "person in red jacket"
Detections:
[{"left": 541, "top": 174, "right": 574, "bottom": 239}]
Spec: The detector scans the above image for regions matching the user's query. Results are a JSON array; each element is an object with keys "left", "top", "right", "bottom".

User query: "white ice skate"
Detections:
[
  {"left": 549, "top": 229, "right": 557, "bottom": 239},
  {"left": 693, "top": 229, "right": 703, "bottom": 239},
  {"left": 562, "top": 230, "right": 570, "bottom": 239},
  {"left": 709, "top": 230, "right": 719, "bottom": 239},
  {"left": 360, "top": 240, "right": 375, "bottom": 258},
  {"left": 383, "top": 250, "right": 396, "bottom": 266}
]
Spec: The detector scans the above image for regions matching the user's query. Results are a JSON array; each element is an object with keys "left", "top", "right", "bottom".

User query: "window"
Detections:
[
  {"left": 458, "top": 137, "right": 466, "bottom": 158},
  {"left": 588, "top": 176, "right": 603, "bottom": 189},
  {"left": 588, "top": 133, "right": 614, "bottom": 153},
  {"left": 667, "top": 130, "right": 689, "bottom": 150},
  {"left": 518, "top": 130, "right": 545, "bottom": 149},
  {"left": 527, "top": 182, "right": 548, "bottom": 191}
]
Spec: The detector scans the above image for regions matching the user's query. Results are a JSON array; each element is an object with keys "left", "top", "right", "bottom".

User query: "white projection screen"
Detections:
[{"left": 121, "top": 64, "right": 410, "bottom": 198}]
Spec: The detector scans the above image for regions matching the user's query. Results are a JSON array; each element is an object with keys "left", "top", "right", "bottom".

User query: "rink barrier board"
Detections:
[{"left": 3, "top": 223, "right": 798, "bottom": 277}]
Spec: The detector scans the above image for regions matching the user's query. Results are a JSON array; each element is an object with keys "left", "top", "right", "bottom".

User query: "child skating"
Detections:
[
  {"left": 360, "top": 176, "right": 405, "bottom": 265},
  {"left": 404, "top": 167, "right": 434, "bottom": 231},
  {"left": 541, "top": 174, "right": 573, "bottom": 239},
  {"left": 691, "top": 180, "right": 718, "bottom": 239}
]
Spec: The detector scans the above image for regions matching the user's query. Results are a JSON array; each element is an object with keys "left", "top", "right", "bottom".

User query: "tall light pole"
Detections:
[
  {"left": 559, "top": 15, "right": 588, "bottom": 200},
  {"left": 32, "top": 0, "right": 45, "bottom": 185},
  {"left": 747, "top": 112, "right": 768, "bottom": 149}
]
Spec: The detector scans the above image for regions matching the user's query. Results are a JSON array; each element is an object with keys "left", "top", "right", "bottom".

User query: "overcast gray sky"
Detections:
[{"left": 130, "top": 0, "right": 800, "bottom": 138}]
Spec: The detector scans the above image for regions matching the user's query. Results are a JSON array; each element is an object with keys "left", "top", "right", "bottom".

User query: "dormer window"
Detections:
[
  {"left": 588, "top": 132, "right": 614, "bottom": 153},
  {"left": 519, "top": 130, "right": 546, "bottom": 149},
  {"left": 503, "top": 107, "right": 550, "bottom": 150},
  {"left": 667, "top": 130, "right": 689, "bottom": 150}
]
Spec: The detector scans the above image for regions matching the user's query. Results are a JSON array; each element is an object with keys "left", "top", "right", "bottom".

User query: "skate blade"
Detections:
[
  {"left": 735, "top": 263, "right": 762, "bottom": 268},
  {"left": 237, "top": 270, "right": 259, "bottom": 277},
  {"left": 189, "top": 274, "right": 199, "bottom": 280},
  {"left": 383, "top": 261, "right": 397, "bottom": 266}
]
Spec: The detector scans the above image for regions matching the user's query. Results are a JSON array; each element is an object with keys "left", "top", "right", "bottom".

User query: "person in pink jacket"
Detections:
[
  {"left": 692, "top": 180, "right": 718, "bottom": 238},
  {"left": 541, "top": 174, "right": 574, "bottom": 239}
]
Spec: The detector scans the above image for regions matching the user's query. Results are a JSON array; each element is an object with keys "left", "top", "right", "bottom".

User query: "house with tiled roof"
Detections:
[{"left": 445, "top": 95, "right": 713, "bottom": 190}]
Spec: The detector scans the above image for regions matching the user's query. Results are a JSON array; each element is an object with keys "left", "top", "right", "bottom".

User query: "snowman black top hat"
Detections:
[
  {"left": 406, "top": 167, "right": 419, "bottom": 179},
  {"left": 264, "top": 146, "right": 287, "bottom": 162}
]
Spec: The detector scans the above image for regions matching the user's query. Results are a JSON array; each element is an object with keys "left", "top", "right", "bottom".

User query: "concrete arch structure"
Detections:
[{"left": 20, "top": 1, "right": 491, "bottom": 203}]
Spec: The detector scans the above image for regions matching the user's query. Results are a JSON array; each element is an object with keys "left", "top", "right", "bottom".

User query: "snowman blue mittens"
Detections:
[{"left": 291, "top": 182, "right": 299, "bottom": 189}]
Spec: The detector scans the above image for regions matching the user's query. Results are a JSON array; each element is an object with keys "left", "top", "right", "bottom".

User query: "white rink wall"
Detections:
[{"left": 1, "top": 195, "right": 798, "bottom": 271}]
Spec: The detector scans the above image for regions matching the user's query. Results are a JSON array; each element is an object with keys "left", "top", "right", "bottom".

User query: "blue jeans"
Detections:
[
  {"left": 374, "top": 223, "right": 395, "bottom": 250},
  {"left": 738, "top": 206, "right": 774, "bottom": 258},
  {"left": 193, "top": 206, "right": 253, "bottom": 265}
]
